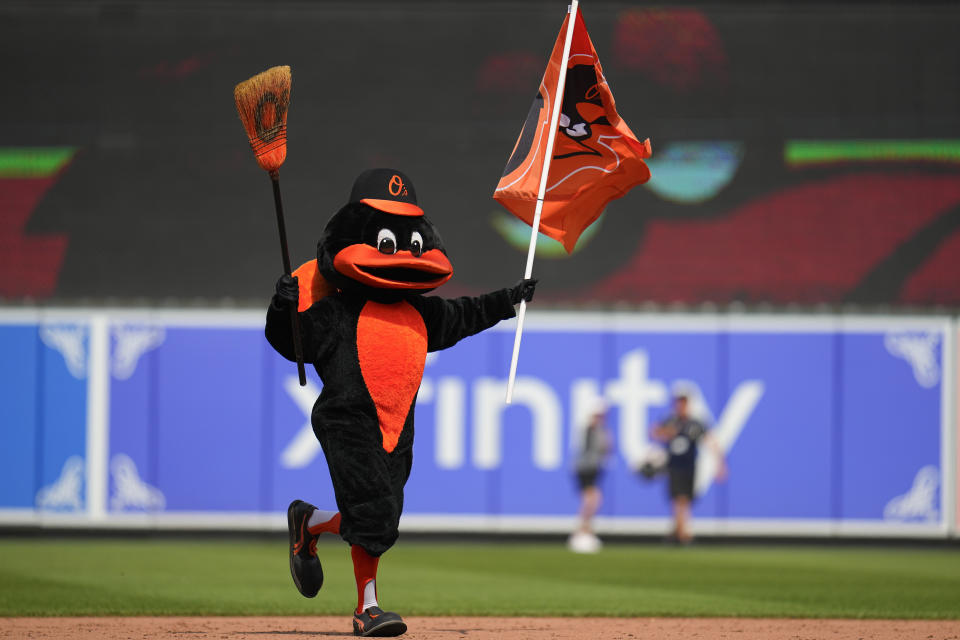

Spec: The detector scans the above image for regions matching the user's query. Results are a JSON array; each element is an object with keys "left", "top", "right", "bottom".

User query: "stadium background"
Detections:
[{"left": 1, "top": 1, "right": 958, "bottom": 541}]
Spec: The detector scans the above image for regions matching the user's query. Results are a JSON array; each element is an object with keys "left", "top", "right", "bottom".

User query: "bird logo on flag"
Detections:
[{"left": 494, "top": 10, "right": 652, "bottom": 254}]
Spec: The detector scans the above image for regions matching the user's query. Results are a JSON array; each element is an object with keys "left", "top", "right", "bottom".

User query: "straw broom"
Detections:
[{"left": 234, "top": 65, "right": 306, "bottom": 386}]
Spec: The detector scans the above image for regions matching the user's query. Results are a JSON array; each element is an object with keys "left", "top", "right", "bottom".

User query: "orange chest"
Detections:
[{"left": 356, "top": 300, "right": 428, "bottom": 453}]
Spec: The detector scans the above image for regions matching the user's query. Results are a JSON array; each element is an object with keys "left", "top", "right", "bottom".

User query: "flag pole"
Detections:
[{"left": 505, "top": 0, "right": 580, "bottom": 404}]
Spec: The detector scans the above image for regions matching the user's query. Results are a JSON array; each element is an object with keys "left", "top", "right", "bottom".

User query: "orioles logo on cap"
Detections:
[
  {"left": 388, "top": 174, "right": 407, "bottom": 197},
  {"left": 350, "top": 167, "right": 423, "bottom": 216}
]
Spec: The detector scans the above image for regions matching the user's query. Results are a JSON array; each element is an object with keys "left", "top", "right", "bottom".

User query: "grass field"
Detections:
[{"left": 1, "top": 537, "right": 959, "bottom": 619}]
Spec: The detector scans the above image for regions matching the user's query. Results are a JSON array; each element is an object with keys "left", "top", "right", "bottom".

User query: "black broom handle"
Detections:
[{"left": 270, "top": 171, "right": 307, "bottom": 386}]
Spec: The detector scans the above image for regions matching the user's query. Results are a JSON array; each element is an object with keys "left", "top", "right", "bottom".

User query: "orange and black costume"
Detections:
[
  {"left": 266, "top": 281, "right": 516, "bottom": 555},
  {"left": 267, "top": 169, "right": 534, "bottom": 636},
  {"left": 266, "top": 169, "right": 532, "bottom": 560}
]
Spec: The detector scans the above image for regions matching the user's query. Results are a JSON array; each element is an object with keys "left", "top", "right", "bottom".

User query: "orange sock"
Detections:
[
  {"left": 351, "top": 544, "right": 379, "bottom": 614},
  {"left": 307, "top": 511, "right": 341, "bottom": 536}
]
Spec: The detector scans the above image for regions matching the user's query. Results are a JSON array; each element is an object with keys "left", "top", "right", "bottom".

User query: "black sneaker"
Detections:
[
  {"left": 287, "top": 499, "right": 323, "bottom": 597},
  {"left": 352, "top": 606, "right": 407, "bottom": 637}
]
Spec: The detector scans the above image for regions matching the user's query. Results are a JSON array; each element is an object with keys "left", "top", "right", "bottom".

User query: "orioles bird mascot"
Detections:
[{"left": 266, "top": 168, "right": 536, "bottom": 637}]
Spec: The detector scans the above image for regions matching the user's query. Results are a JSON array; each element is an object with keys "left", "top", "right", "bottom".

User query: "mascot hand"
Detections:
[
  {"left": 275, "top": 274, "right": 300, "bottom": 306},
  {"left": 510, "top": 278, "right": 538, "bottom": 304}
]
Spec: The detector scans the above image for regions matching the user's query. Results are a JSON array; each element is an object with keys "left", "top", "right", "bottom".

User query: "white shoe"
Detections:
[{"left": 567, "top": 532, "right": 602, "bottom": 554}]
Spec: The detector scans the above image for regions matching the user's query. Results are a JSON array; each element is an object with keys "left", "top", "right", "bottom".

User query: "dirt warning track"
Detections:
[{"left": 2, "top": 616, "right": 959, "bottom": 639}]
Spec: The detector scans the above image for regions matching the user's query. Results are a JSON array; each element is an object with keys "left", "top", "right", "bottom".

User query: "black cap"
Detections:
[{"left": 349, "top": 168, "right": 423, "bottom": 217}]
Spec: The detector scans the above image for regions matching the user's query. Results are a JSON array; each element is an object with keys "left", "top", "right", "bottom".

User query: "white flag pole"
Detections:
[{"left": 505, "top": 0, "right": 580, "bottom": 404}]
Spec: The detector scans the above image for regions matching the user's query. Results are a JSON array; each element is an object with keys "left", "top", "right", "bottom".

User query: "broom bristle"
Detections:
[{"left": 234, "top": 65, "right": 291, "bottom": 174}]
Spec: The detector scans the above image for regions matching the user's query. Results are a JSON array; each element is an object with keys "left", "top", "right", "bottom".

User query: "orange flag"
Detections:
[{"left": 493, "top": 10, "right": 652, "bottom": 254}]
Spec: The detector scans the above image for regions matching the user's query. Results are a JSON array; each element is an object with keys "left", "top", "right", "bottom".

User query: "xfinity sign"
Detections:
[
  {"left": 283, "top": 347, "right": 765, "bottom": 492},
  {"left": 0, "top": 309, "right": 949, "bottom": 534}
]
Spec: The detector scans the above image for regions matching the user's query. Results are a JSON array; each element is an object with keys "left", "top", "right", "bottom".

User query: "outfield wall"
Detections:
[{"left": 0, "top": 308, "right": 955, "bottom": 539}]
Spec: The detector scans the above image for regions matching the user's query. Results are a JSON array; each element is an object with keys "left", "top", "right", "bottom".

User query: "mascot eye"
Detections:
[
  {"left": 377, "top": 228, "right": 397, "bottom": 254},
  {"left": 410, "top": 231, "right": 424, "bottom": 257}
]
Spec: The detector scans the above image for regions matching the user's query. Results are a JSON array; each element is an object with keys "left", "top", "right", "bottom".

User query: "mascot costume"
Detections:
[{"left": 265, "top": 168, "right": 536, "bottom": 637}]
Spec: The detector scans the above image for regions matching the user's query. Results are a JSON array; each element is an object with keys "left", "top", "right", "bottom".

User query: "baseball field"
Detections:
[{"left": 1, "top": 537, "right": 959, "bottom": 639}]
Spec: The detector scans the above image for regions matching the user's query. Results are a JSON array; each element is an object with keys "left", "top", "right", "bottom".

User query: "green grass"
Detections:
[{"left": 1, "top": 538, "right": 958, "bottom": 618}]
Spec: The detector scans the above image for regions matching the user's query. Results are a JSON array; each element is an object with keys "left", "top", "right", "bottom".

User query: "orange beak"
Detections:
[{"left": 332, "top": 245, "right": 453, "bottom": 290}]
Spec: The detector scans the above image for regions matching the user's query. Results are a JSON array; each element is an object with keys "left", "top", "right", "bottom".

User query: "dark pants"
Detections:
[
  {"left": 668, "top": 466, "right": 695, "bottom": 500},
  {"left": 575, "top": 469, "right": 601, "bottom": 491},
  {"left": 316, "top": 420, "right": 412, "bottom": 557}
]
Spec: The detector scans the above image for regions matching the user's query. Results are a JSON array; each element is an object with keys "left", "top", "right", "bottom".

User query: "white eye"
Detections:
[
  {"left": 410, "top": 231, "right": 423, "bottom": 257},
  {"left": 377, "top": 228, "right": 397, "bottom": 254}
]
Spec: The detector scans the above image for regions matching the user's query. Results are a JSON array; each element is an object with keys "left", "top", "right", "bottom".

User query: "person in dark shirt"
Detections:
[{"left": 651, "top": 387, "right": 727, "bottom": 544}]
